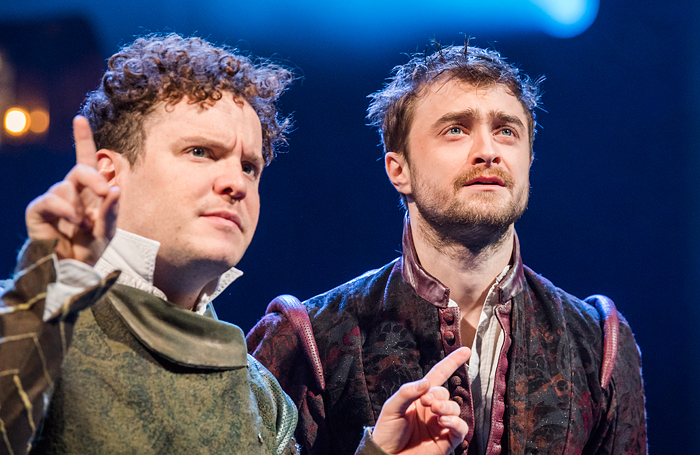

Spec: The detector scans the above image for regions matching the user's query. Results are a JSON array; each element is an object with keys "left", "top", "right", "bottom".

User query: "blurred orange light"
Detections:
[
  {"left": 5, "top": 108, "right": 30, "bottom": 136},
  {"left": 29, "top": 109, "right": 50, "bottom": 134}
]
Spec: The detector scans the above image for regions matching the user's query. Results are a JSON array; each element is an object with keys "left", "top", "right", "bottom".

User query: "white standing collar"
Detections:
[{"left": 95, "top": 229, "right": 243, "bottom": 314}]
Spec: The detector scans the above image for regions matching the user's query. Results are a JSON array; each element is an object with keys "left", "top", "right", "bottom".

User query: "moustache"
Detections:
[{"left": 453, "top": 168, "right": 515, "bottom": 191}]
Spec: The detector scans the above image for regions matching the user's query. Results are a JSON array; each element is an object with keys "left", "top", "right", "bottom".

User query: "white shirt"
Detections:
[
  {"left": 43, "top": 229, "right": 243, "bottom": 320},
  {"left": 448, "top": 264, "right": 510, "bottom": 455}
]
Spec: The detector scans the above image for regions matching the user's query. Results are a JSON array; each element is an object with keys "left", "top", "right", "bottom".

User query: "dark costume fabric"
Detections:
[
  {"left": 0, "top": 240, "right": 298, "bottom": 455},
  {"left": 248, "top": 223, "right": 647, "bottom": 455}
]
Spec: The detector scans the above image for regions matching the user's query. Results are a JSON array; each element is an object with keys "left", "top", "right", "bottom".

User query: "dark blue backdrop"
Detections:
[{"left": 1, "top": 1, "right": 696, "bottom": 451}]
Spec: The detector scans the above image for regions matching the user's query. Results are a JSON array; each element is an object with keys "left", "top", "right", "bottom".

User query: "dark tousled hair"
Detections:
[
  {"left": 367, "top": 42, "right": 543, "bottom": 159},
  {"left": 81, "top": 33, "right": 292, "bottom": 166}
]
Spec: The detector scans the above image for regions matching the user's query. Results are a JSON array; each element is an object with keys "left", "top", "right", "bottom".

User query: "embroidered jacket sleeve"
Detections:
[
  {"left": 555, "top": 287, "right": 647, "bottom": 455},
  {"left": 0, "top": 239, "right": 118, "bottom": 455},
  {"left": 596, "top": 314, "right": 647, "bottom": 454},
  {"left": 248, "top": 310, "right": 326, "bottom": 453},
  {"left": 247, "top": 269, "right": 397, "bottom": 455},
  {"left": 245, "top": 309, "right": 398, "bottom": 455},
  {"left": 249, "top": 307, "right": 366, "bottom": 455}
]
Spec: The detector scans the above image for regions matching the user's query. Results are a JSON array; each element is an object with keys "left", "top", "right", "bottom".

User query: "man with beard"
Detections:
[{"left": 248, "top": 44, "right": 648, "bottom": 455}]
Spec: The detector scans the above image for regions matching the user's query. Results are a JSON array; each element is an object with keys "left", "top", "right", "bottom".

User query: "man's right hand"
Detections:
[
  {"left": 25, "top": 116, "right": 120, "bottom": 266},
  {"left": 371, "top": 347, "right": 472, "bottom": 455}
]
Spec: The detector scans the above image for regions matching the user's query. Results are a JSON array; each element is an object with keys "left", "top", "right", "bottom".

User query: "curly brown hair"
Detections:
[
  {"left": 80, "top": 33, "right": 292, "bottom": 166},
  {"left": 367, "top": 43, "right": 543, "bottom": 160}
]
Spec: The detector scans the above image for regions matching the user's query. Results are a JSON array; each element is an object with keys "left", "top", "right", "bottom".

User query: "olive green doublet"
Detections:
[{"left": 31, "top": 284, "right": 297, "bottom": 455}]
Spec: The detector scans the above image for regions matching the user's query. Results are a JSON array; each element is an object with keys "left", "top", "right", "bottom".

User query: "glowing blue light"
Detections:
[
  {"left": 530, "top": 0, "right": 599, "bottom": 37},
  {"left": 200, "top": 0, "right": 600, "bottom": 43},
  {"left": 534, "top": 0, "right": 588, "bottom": 24},
  {"left": 0, "top": 0, "right": 601, "bottom": 55}
]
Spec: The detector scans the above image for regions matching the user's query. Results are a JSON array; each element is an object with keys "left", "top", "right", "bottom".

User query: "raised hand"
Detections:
[
  {"left": 25, "top": 116, "right": 120, "bottom": 265},
  {"left": 371, "top": 347, "right": 471, "bottom": 455}
]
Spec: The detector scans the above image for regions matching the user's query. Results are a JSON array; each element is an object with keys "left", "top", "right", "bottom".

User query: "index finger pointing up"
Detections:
[
  {"left": 73, "top": 115, "right": 98, "bottom": 169},
  {"left": 424, "top": 347, "right": 471, "bottom": 387}
]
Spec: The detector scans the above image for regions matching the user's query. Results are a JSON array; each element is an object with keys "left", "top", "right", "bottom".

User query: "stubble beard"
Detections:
[{"left": 413, "top": 168, "right": 529, "bottom": 252}]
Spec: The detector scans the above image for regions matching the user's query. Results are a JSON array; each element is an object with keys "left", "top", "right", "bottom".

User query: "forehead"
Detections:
[
  {"left": 412, "top": 80, "right": 529, "bottom": 126},
  {"left": 143, "top": 95, "right": 263, "bottom": 147}
]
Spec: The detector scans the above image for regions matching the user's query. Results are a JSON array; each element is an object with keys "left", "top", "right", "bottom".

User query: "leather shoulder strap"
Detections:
[
  {"left": 265, "top": 294, "right": 325, "bottom": 390},
  {"left": 584, "top": 294, "right": 619, "bottom": 389}
]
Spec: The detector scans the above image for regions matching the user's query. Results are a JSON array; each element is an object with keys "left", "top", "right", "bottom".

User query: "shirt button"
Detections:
[
  {"left": 443, "top": 313, "right": 455, "bottom": 325},
  {"left": 452, "top": 395, "right": 464, "bottom": 406},
  {"left": 449, "top": 376, "right": 462, "bottom": 387},
  {"left": 444, "top": 331, "right": 455, "bottom": 345}
]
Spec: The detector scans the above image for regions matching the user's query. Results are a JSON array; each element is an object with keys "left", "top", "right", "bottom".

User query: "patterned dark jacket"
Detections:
[{"left": 248, "top": 223, "right": 647, "bottom": 455}]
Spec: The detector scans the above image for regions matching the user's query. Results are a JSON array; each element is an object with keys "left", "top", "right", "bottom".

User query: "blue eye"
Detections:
[
  {"left": 191, "top": 147, "right": 207, "bottom": 157},
  {"left": 500, "top": 128, "right": 513, "bottom": 136},
  {"left": 448, "top": 126, "right": 462, "bottom": 135}
]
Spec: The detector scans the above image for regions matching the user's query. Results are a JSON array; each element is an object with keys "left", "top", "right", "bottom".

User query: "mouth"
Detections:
[
  {"left": 464, "top": 176, "right": 506, "bottom": 187},
  {"left": 201, "top": 211, "right": 242, "bottom": 230}
]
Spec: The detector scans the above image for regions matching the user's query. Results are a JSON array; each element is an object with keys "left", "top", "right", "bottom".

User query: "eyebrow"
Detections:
[
  {"left": 431, "top": 109, "right": 478, "bottom": 130},
  {"left": 492, "top": 112, "right": 526, "bottom": 130},
  {"left": 243, "top": 151, "right": 266, "bottom": 169},
  {"left": 431, "top": 109, "right": 526, "bottom": 132},
  {"left": 178, "top": 136, "right": 230, "bottom": 149},
  {"left": 178, "top": 135, "right": 265, "bottom": 167}
]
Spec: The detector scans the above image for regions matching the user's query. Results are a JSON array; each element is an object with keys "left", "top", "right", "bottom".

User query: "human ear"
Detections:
[
  {"left": 97, "top": 150, "right": 128, "bottom": 186},
  {"left": 385, "top": 151, "right": 412, "bottom": 196}
]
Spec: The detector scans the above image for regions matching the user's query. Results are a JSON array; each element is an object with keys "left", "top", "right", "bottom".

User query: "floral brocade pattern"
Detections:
[{"left": 248, "top": 259, "right": 646, "bottom": 455}]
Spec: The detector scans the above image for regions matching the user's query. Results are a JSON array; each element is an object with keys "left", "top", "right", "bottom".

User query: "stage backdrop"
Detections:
[{"left": 0, "top": 1, "right": 696, "bottom": 451}]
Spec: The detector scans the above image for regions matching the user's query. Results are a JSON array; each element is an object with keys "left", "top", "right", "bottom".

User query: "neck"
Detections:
[
  {"left": 153, "top": 260, "right": 219, "bottom": 311},
  {"left": 409, "top": 209, "right": 514, "bottom": 314}
]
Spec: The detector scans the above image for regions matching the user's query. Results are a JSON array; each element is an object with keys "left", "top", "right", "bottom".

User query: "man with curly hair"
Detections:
[
  {"left": 248, "top": 43, "right": 648, "bottom": 454},
  {"left": 0, "top": 35, "right": 471, "bottom": 455}
]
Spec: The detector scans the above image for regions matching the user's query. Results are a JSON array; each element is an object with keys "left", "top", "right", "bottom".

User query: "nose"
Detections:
[
  {"left": 470, "top": 129, "right": 501, "bottom": 167},
  {"left": 213, "top": 161, "right": 248, "bottom": 202}
]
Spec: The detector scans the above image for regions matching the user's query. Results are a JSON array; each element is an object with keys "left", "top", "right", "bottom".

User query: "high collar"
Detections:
[
  {"left": 106, "top": 284, "right": 249, "bottom": 369},
  {"left": 94, "top": 229, "right": 243, "bottom": 314},
  {"left": 399, "top": 214, "right": 526, "bottom": 308}
]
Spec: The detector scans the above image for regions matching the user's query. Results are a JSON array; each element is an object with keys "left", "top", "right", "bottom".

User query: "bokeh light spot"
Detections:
[
  {"left": 4, "top": 108, "right": 30, "bottom": 136},
  {"left": 29, "top": 109, "right": 50, "bottom": 134}
]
